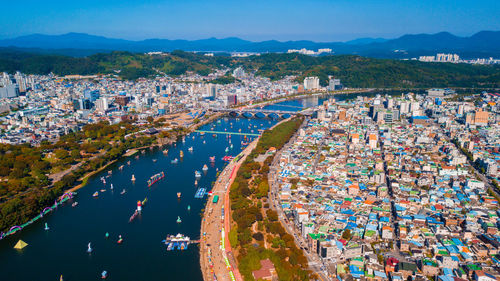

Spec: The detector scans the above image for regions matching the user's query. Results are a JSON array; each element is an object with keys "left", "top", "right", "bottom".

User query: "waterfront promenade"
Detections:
[{"left": 200, "top": 139, "right": 258, "bottom": 281}]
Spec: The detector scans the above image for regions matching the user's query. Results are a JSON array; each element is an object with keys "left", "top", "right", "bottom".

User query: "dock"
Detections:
[{"left": 195, "top": 130, "right": 260, "bottom": 137}]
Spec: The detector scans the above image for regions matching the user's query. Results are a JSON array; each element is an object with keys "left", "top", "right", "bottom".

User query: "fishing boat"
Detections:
[
  {"left": 188, "top": 147, "right": 193, "bottom": 152},
  {"left": 129, "top": 210, "right": 139, "bottom": 222},
  {"left": 120, "top": 189, "right": 126, "bottom": 195},
  {"left": 202, "top": 164, "right": 208, "bottom": 171},
  {"left": 177, "top": 192, "right": 181, "bottom": 199},
  {"left": 195, "top": 171, "right": 201, "bottom": 178},
  {"left": 72, "top": 202, "right": 78, "bottom": 207},
  {"left": 176, "top": 216, "right": 182, "bottom": 223},
  {"left": 101, "top": 271, "right": 108, "bottom": 279},
  {"left": 171, "top": 158, "right": 179, "bottom": 164},
  {"left": 180, "top": 150, "right": 184, "bottom": 158},
  {"left": 131, "top": 174, "right": 136, "bottom": 181},
  {"left": 87, "top": 242, "right": 92, "bottom": 253},
  {"left": 93, "top": 191, "right": 99, "bottom": 197},
  {"left": 209, "top": 156, "right": 215, "bottom": 163},
  {"left": 117, "top": 235, "right": 123, "bottom": 244},
  {"left": 44, "top": 223, "right": 49, "bottom": 231}
]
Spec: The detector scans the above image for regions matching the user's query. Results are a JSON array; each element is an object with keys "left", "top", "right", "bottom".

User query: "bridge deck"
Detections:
[{"left": 195, "top": 130, "right": 260, "bottom": 137}]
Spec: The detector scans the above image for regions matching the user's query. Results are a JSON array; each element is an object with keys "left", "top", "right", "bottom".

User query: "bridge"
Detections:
[
  {"left": 195, "top": 130, "right": 261, "bottom": 137},
  {"left": 210, "top": 107, "right": 312, "bottom": 118}
]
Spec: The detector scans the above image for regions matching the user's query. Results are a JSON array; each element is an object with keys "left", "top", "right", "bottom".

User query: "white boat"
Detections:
[
  {"left": 195, "top": 171, "right": 201, "bottom": 178},
  {"left": 120, "top": 189, "right": 126, "bottom": 195},
  {"left": 188, "top": 147, "right": 193, "bottom": 152},
  {"left": 93, "top": 191, "right": 99, "bottom": 197},
  {"left": 72, "top": 202, "right": 78, "bottom": 207},
  {"left": 110, "top": 183, "right": 114, "bottom": 190},
  {"left": 131, "top": 175, "right": 136, "bottom": 181},
  {"left": 202, "top": 164, "right": 208, "bottom": 171},
  {"left": 171, "top": 158, "right": 179, "bottom": 164}
]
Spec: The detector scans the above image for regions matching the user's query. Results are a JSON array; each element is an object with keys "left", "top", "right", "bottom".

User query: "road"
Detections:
[
  {"left": 200, "top": 139, "right": 259, "bottom": 281},
  {"left": 267, "top": 119, "right": 332, "bottom": 281}
]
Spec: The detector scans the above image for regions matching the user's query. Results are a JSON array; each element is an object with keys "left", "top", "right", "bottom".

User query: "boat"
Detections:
[
  {"left": 225, "top": 147, "right": 229, "bottom": 153},
  {"left": 131, "top": 175, "right": 136, "bottom": 181},
  {"left": 147, "top": 171, "right": 165, "bottom": 187},
  {"left": 44, "top": 223, "right": 49, "bottom": 231},
  {"left": 171, "top": 158, "right": 179, "bottom": 164},
  {"left": 119, "top": 165, "right": 124, "bottom": 170},
  {"left": 182, "top": 137, "right": 186, "bottom": 143},
  {"left": 202, "top": 164, "right": 208, "bottom": 171},
  {"left": 60, "top": 275, "right": 63, "bottom": 281},
  {"left": 187, "top": 205, "right": 191, "bottom": 211},
  {"left": 176, "top": 216, "right": 182, "bottom": 223},
  {"left": 117, "top": 235, "right": 123, "bottom": 244},
  {"left": 195, "top": 171, "right": 201, "bottom": 178},
  {"left": 180, "top": 150, "right": 184, "bottom": 158},
  {"left": 203, "top": 140, "right": 206, "bottom": 144},
  {"left": 101, "top": 271, "right": 108, "bottom": 279},
  {"left": 177, "top": 192, "right": 181, "bottom": 199},
  {"left": 72, "top": 202, "right": 78, "bottom": 207},
  {"left": 127, "top": 160, "right": 131, "bottom": 165},
  {"left": 135, "top": 155, "right": 139, "bottom": 159},
  {"left": 141, "top": 150, "right": 145, "bottom": 154},
  {"left": 105, "top": 232, "right": 109, "bottom": 238},
  {"left": 100, "top": 189, "right": 106, "bottom": 192},
  {"left": 152, "top": 159, "right": 157, "bottom": 162},
  {"left": 163, "top": 149, "right": 168, "bottom": 155},
  {"left": 120, "top": 189, "right": 126, "bottom": 195},
  {"left": 194, "top": 180, "right": 198, "bottom": 186},
  {"left": 188, "top": 147, "right": 193, "bottom": 152},
  {"left": 129, "top": 210, "right": 139, "bottom": 222},
  {"left": 87, "top": 242, "right": 92, "bottom": 253},
  {"left": 93, "top": 191, "right": 99, "bottom": 197},
  {"left": 110, "top": 183, "right": 114, "bottom": 190},
  {"left": 209, "top": 156, "right": 215, "bottom": 163},
  {"left": 142, "top": 197, "right": 148, "bottom": 205},
  {"left": 230, "top": 144, "right": 233, "bottom": 149}
]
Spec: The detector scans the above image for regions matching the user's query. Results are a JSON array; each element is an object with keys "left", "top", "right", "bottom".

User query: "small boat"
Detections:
[
  {"left": 141, "top": 150, "right": 145, "bottom": 154},
  {"left": 93, "top": 191, "right": 99, "bottom": 197},
  {"left": 188, "top": 147, "right": 193, "bottom": 152},
  {"left": 152, "top": 159, "right": 157, "bottom": 162},
  {"left": 44, "top": 223, "right": 49, "bottom": 231},
  {"left": 119, "top": 165, "right": 124, "bottom": 171},
  {"left": 230, "top": 144, "right": 233, "bottom": 149},
  {"left": 176, "top": 216, "right": 182, "bottom": 223},
  {"left": 135, "top": 155, "right": 139, "bottom": 159},
  {"left": 209, "top": 156, "right": 215, "bottom": 162},
  {"left": 225, "top": 147, "right": 229, "bottom": 153},
  {"left": 127, "top": 160, "right": 131, "bottom": 165},
  {"left": 108, "top": 170, "right": 112, "bottom": 175},
  {"left": 203, "top": 140, "right": 206, "bottom": 144},
  {"left": 60, "top": 275, "right": 63, "bottom": 281},
  {"left": 131, "top": 175, "right": 136, "bottom": 181},
  {"left": 117, "top": 235, "right": 123, "bottom": 244},
  {"left": 171, "top": 158, "right": 179, "bottom": 164},
  {"left": 72, "top": 202, "right": 78, "bottom": 207},
  {"left": 177, "top": 192, "right": 181, "bottom": 199},
  {"left": 194, "top": 180, "right": 198, "bottom": 185},
  {"left": 100, "top": 189, "right": 106, "bottom": 192},
  {"left": 187, "top": 205, "right": 191, "bottom": 211},
  {"left": 101, "top": 270, "right": 108, "bottom": 279},
  {"left": 202, "top": 164, "right": 208, "bottom": 171},
  {"left": 163, "top": 150, "right": 168, "bottom": 155},
  {"left": 195, "top": 171, "right": 201, "bottom": 178},
  {"left": 87, "top": 242, "right": 92, "bottom": 253},
  {"left": 110, "top": 183, "right": 114, "bottom": 190},
  {"left": 105, "top": 232, "right": 109, "bottom": 238},
  {"left": 120, "top": 189, "right": 126, "bottom": 195},
  {"left": 182, "top": 137, "right": 186, "bottom": 143},
  {"left": 180, "top": 151, "right": 184, "bottom": 158}
]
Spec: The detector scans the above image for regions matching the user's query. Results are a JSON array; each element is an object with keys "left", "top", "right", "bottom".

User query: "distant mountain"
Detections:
[{"left": 0, "top": 31, "right": 499, "bottom": 58}]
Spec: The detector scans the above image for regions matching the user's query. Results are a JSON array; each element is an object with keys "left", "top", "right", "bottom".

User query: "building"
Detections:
[
  {"left": 252, "top": 259, "right": 277, "bottom": 281},
  {"left": 95, "top": 97, "right": 109, "bottom": 112},
  {"left": 328, "top": 77, "right": 342, "bottom": 91},
  {"left": 304, "top": 77, "right": 320, "bottom": 90},
  {"left": 0, "top": 84, "right": 20, "bottom": 98},
  {"left": 83, "top": 89, "right": 100, "bottom": 102},
  {"left": 227, "top": 95, "right": 237, "bottom": 106},
  {"left": 206, "top": 84, "right": 217, "bottom": 98},
  {"left": 232, "top": 67, "right": 245, "bottom": 78},
  {"left": 474, "top": 109, "right": 489, "bottom": 126}
]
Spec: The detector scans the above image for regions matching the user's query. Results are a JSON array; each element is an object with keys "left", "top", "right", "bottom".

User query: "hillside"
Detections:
[{"left": 0, "top": 49, "right": 498, "bottom": 88}]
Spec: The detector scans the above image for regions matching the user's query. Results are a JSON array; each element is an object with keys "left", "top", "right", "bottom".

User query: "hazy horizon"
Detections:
[{"left": 1, "top": 0, "right": 499, "bottom": 42}]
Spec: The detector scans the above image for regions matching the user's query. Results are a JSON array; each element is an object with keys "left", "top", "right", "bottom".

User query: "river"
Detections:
[{"left": 0, "top": 92, "right": 386, "bottom": 281}]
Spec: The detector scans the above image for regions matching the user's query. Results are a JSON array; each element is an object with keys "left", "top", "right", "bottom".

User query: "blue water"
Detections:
[{"left": 0, "top": 93, "right": 373, "bottom": 281}]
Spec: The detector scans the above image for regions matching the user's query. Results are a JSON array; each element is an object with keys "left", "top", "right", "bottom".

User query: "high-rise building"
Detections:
[
  {"left": 0, "top": 84, "right": 19, "bottom": 98},
  {"left": 474, "top": 109, "right": 489, "bottom": 126},
  {"left": 328, "top": 77, "right": 341, "bottom": 91},
  {"left": 227, "top": 95, "right": 238, "bottom": 106},
  {"left": 232, "top": 67, "right": 245, "bottom": 78},
  {"left": 84, "top": 89, "right": 100, "bottom": 102},
  {"left": 304, "top": 77, "right": 320, "bottom": 90},
  {"left": 95, "top": 97, "right": 109, "bottom": 112},
  {"left": 206, "top": 84, "right": 217, "bottom": 98}
]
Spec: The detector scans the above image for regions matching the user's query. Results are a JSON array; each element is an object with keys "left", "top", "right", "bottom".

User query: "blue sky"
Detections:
[{"left": 1, "top": 0, "right": 499, "bottom": 41}]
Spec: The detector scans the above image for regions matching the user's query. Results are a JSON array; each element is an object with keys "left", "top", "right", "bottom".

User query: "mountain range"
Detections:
[{"left": 0, "top": 31, "right": 499, "bottom": 58}]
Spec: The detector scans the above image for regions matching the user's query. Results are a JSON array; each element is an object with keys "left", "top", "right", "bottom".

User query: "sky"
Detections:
[{"left": 0, "top": 0, "right": 499, "bottom": 42}]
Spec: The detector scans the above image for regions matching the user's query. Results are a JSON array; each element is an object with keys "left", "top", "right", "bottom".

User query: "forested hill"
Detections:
[{"left": 0, "top": 49, "right": 498, "bottom": 88}]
